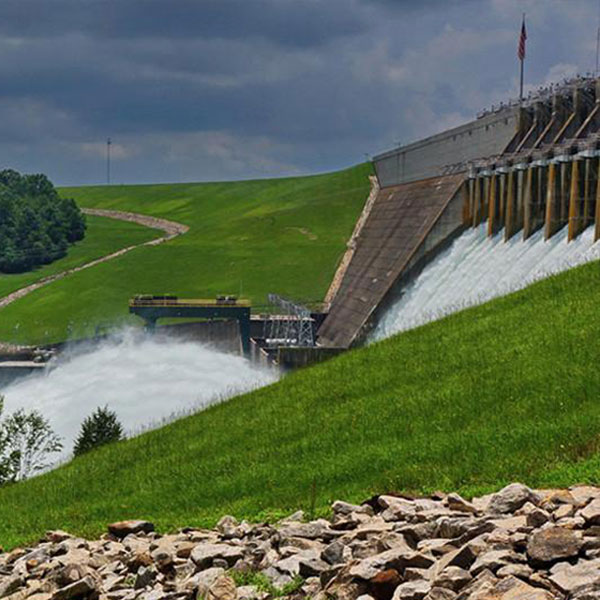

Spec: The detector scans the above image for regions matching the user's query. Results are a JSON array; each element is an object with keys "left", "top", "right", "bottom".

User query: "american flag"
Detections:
[{"left": 518, "top": 16, "right": 527, "bottom": 61}]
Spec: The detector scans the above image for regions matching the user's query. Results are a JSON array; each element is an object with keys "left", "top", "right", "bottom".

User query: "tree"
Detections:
[
  {"left": 0, "top": 396, "right": 63, "bottom": 484},
  {"left": 0, "top": 169, "right": 86, "bottom": 273},
  {"left": 73, "top": 406, "right": 124, "bottom": 457}
]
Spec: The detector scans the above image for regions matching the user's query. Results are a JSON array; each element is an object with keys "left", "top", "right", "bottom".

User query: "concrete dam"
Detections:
[{"left": 318, "top": 76, "right": 600, "bottom": 349}]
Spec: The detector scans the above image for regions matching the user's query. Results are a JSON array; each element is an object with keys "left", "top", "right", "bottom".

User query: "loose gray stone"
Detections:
[
  {"left": 107, "top": 520, "right": 154, "bottom": 539},
  {"left": 549, "top": 558, "right": 600, "bottom": 593},
  {"left": 432, "top": 566, "right": 472, "bottom": 592},
  {"left": 190, "top": 543, "right": 244, "bottom": 569},
  {"left": 52, "top": 576, "right": 97, "bottom": 600},
  {"left": 487, "top": 483, "right": 537, "bottom": 514},
  {"left": 392, "top": 580, "right": 431, "bottom": 600},
  {"left": 526, "top": 526, "right": 582, "bottom": 565}
]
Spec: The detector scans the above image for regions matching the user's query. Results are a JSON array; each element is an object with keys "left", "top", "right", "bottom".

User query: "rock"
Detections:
[
  {"left": 332, "top": 501, "right": 374, "bottom": 517},
  {"left": 453, "top": 569, "right": 497, "bottom": 600},
  {"left": 216, "top": 516, "right": 244, "bottom": 539},
  {"left": 189, "top": 567, "right": 226, "bottom": 594},
  {"left": 432, "top": 566, "right": 471, "bottom": 592},
  {"left": 403, "top": 568, "right": 431, "bottom": 582},
  {"left": 487, "top": 483, "right": 537, "bottom": 514},
  {"left": 378, "top": 497, "right": 417, "bottom": 522},
  {"left": 322, "top": 540, "right": 346, "bottom": 565},
  {"left": 44, "top": 532, "right": 73, "bottom": 544},
  {"left": 0, "top": 577, "right": 23, "bottom": 599},
  {"left": 553, "top": 503, "right": 575, "bottom": 519},
  {"left": 107, "top": 520, "right": 154, "bottom": 539},
  {"left": 54, "top": 564, "right": 90, "bottom": 587},
  {"left": 133, "top": 566, "right": 156, "bottom": 590},
  {"left": 526, "top": 526, "right": 582, "bottom": 565},
  {"left": 208, "top": 576, "right": 238, "bottom": 600},
  {"left": 483, "top": 576, "right": 556, "bottom": 600},
  {"left": 150, "top": 547, "right": 173, "bottom": 573},
  {"left": 495, "top": 563, "right": 532, "bottom": 579},
  {"left": 349, "top": 546, "right": 434, "bottom": 580},
  {"left": 237, "top": 586, "right": 268, "bottom": 600},
  {"left": 445, "top": 494, "right": 477, "bottom": 515},
  {"left": 279, "top": 522, "right": 331, "bottom": 541},
  {"left": 392, "top": 580, "right": 431, "bottom": 600},
  {"left": 369, "top": 569, "right": 402, "bottom": 600},
  {"left": 469, "top": 549, "right": 524, "bottom": 576},
  {"left": 190, "top": 543, "right": 244, "bottom": 569},
  {"left": 549, "top": 558, "right": 600, "bottom": 593},
  {"left": 581, "top": 498, "right": 600, "bottom": 525},
  {"left": 518, "top": 503, "right": 549, "bottom": 528},
  {"left": 51, "top": 576, "right": 96, "bottom": 600},
  {"left": 299, "top": 557, "right": 330, "bottom": 578},
  {"left": 424, "top": 588, "right": 457, "bottom": 600}
]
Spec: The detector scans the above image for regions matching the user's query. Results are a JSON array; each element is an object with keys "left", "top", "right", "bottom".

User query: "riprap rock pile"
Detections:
[{"left": 2, "top": 483, "right": 600, "bottom": 600}]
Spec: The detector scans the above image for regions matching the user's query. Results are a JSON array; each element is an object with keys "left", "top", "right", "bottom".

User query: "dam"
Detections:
[{"left": 318, "top": 75, "right": 600, "bottom": 349}]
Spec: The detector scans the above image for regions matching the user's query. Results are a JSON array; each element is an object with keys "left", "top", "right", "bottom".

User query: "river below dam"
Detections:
[{"left": 0, "top": 330, "right": 277, "bottom": 459}]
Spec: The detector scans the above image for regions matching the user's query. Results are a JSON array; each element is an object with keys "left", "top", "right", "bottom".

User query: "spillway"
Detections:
[
  {"left": 371, "top": 224, "right": 600, "bottom": 341},
  {"left": 0, "top": 330, "right": 277, "bottom": 460}
]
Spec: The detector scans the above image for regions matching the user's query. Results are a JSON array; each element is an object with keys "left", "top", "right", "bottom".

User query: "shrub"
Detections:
[{"left": 73, "top": 406, "right": 124, "bottom": 457}]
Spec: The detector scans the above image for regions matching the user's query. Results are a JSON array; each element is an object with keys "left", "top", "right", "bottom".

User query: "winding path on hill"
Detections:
[{"left": 0, "top": 208, "right": 189, "bottom": 313}]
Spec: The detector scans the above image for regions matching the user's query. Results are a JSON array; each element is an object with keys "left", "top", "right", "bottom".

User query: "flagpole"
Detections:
[
  {"left": 519, "top": 13, "right": 525, "bottom": 103},
  {"left": 520, "top": 56, "right": 524, "bottom": 103}
]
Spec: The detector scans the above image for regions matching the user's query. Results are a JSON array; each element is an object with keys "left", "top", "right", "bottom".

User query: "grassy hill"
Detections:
[
  {"left": 0, "top": 215, "right": 159, "bottom": 314},
  {"left": 0, "top": 164, "right": 371, "bottom": 344},
  {"left": 1, "top": 257, "right": 600, "bottom": 548}
]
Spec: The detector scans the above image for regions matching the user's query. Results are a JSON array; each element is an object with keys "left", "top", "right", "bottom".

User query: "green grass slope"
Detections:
[
  {"left": 1, "top": 259, "right": 600, "bottom": 548},
  {"left": 0, "top": 164, "right": 371, "bottom": 344},
  {"left": 0, "top": 215, "right": 159, "bottom": 300}
]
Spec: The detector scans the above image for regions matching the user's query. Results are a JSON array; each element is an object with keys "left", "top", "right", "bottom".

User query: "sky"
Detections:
[{"left": 0, "top": 0, "right": 599, "bottom": 186}]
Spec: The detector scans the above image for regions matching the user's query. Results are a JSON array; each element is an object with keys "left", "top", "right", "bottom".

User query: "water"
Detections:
[
  {"left": 372, "top": 224, "right": 600, "bottom": 341},
  {"left": 1, "top": 330, "right": 277, "bottom": 458}
]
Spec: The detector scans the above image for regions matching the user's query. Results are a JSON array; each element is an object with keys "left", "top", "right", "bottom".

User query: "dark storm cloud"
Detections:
[
  {"left": 0, "top": 0, "right": 594, "bottom": 184},
  {"left": 0, "top": 0, "right": 368, "bottom": 47}
]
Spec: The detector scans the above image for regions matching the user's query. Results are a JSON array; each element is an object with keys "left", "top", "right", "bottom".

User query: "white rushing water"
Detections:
[
  {"left": 372, "top": 224, "right": 600, "bottom": 341},
  {"left": 1, "top": 330, "right": 277, "bottom": 458}
]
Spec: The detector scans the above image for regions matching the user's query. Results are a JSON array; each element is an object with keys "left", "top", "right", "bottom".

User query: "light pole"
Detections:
[{"left": 106, "top": 137, "right": 112, "bottom": 184}]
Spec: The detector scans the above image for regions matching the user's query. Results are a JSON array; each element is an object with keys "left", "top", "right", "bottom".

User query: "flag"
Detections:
[{"left": 518, "top": 16, "right": 527, "bottom": 61}]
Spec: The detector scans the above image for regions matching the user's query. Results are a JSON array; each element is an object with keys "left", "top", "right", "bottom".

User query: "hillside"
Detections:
[
  {"left": 1, "top": 257, "right": 600, "bottom": 548},
  {"left": 0, "top": 164, "right": 371, "bottom": 344}
]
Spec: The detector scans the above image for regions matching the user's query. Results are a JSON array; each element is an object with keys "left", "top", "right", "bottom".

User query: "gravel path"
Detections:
[{"left": 0, "top": 208, "right": 189, "bottom": 312}]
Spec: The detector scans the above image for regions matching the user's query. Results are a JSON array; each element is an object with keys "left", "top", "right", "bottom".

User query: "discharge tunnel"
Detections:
[{"left": 318, "top": 76, "right": 600, "bottom": 349}]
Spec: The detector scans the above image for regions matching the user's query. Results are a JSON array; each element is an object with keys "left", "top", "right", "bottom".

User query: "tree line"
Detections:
[{"left": 0, "top": 169, "right": 86, "bottom": 273}]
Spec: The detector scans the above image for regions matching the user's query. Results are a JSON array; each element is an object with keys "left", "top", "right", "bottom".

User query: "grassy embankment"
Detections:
[
  {"left": 0, "top": 216, "right": 159, "bottom": 320},
  {"left": 1, "top": 258, "right": 600, "bottom": 548},
  {"left": 0, "top": 164, "right": 372, "bottom": 344}
]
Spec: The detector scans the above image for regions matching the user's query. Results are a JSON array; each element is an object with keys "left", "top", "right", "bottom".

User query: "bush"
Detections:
[
  {"left": 0, "top": 396, "right": 62, "bottom": 484},
  {"left": 73, "top": 406, "right": 124, "bottom": 457}
]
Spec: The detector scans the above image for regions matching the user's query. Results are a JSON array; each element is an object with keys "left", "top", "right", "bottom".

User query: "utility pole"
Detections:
[{"left": 106, "top": 137, "right": 112, "bottom": 185}]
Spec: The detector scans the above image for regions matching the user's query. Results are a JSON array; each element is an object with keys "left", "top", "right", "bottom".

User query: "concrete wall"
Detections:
[
  {"left": 318, "top": 174, "right": 465, "bottom": 348},
  {"left": 374, "top": 108, "right": 520, "bottom": 187},
  {"left": 156, "top": 320, "right": 242, "bottom": 354}
]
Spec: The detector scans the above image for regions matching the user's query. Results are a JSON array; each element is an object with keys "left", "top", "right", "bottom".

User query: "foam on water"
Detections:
[
  {"left": 1, "top": 330, "right": 277, "bottom": 458},
  {"left": 372, "top": 224, "right": 600, "bottom": 341}
]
